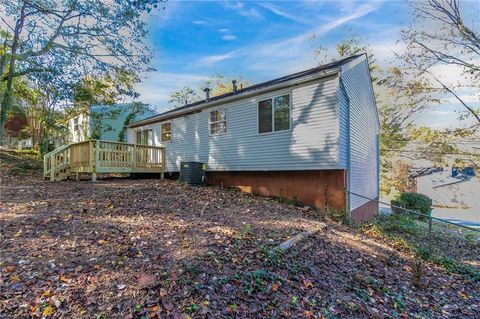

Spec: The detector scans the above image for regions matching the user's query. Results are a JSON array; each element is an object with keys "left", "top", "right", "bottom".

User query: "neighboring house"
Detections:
[
  {"left": 127, "top": 54, "right": 380, "bottom": 222},
  {"left": 67, "top": 103, "right": 157, "bottom": 143},
  {"left": 18, "top": 137, "right": 33, "bottom": 149},
  {"left": 416, "top": 167, "right": 480, "bottom": 209},
  {"left": 2, "top": 113, "right": 27, "bottom": 148}
]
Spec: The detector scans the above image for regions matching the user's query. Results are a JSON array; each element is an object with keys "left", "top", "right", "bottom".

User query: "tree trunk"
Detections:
[{"left": 0, "top": 1, "right": 26, "bottom": 145}]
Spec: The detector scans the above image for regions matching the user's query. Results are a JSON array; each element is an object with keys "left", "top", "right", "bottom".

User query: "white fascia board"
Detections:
[{"left": 129, "top": 68, "right": 341, "bottom": 128}]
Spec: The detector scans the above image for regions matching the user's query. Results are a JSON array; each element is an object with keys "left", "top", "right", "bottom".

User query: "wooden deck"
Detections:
[{"left": 44, "top": 140, "right": 165, "bottom": 181}]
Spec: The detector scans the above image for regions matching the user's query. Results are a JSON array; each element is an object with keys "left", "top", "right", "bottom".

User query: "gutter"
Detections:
[{"left": 128, "top": 68, "right": 341, "bottom": 128}]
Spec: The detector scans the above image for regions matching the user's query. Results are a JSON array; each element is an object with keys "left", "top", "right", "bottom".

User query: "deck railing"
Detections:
[{"left": 44, "top": 140, "right": 165, "bottom": 181}]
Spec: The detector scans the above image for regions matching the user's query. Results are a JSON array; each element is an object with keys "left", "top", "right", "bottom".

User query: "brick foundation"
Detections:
[
  {"left": 206, "top": 170, "right": 347, "bottom": 212},
  {"left": 350, "top": 199, "right": 379, "bottom": 224}
]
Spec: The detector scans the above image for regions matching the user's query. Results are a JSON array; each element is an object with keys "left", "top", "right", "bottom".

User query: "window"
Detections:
[
  {"left": 136, "top": 130, "right": 142, "bottom": 144},
  {"left": 161, "top": 122, "right": 171, "bottom": 142},
  {"left": 136, "top": 129, "right": 152, "bottom": 145},
  {"left": 258, "top": 94, "right": 290, "bottom": 133},
  {"left": 258, "top": 99, "right": 272, "bottom": 133},
  {"left": 209, "top": 108, "right": 227, "bottom": 135},
  {"left": 73, "top": 117, "right": 80, "bottom": 132}
]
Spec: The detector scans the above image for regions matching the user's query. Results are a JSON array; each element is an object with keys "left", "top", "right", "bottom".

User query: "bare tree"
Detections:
[
  {"left": 399, "top": 0, "right": 480, "bottom": 124},
  {"left": 168, "top": 86, "right": 199, "bottom": 108}
]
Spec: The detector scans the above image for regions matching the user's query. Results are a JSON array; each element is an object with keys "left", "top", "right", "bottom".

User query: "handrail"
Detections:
[
  {"left": 44, "top": 144, "right": 69, "bottom": 158},
  {"left": 44, "top": 139, "right": 165, "bottom": 181},
  {"left": 92, "top": 139, "right": 165, "bottom": 150}
]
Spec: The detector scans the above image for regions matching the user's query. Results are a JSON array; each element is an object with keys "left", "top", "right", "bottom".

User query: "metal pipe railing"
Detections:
[{"left": 347, "top": 191, "right": 479, "bottom": 232}]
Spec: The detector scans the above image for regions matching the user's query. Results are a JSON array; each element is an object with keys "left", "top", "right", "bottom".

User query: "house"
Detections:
[
  {"left": 127, "top": 54, "right": 380, "bottom": 222},
  {"left": 415, "top": 167, "right": 479, "bottom": 209},
  {"left": 18, "top": 137, "right": 33, "bottom": 149},
  {"left": 67, "top": 103, "right": 157, "bottom": 143},
  {"left": 2, "top": 113, "right": 27, "bottom": 148}
]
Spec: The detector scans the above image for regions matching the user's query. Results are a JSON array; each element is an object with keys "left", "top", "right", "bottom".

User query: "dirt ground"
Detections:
[{"left": 0, "top": 158, "right": 479, "bottom": 318}]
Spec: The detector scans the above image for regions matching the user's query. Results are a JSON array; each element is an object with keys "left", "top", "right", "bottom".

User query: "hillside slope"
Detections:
[{"left": 0, "top": 149, "right": 478, "bottom": 318}]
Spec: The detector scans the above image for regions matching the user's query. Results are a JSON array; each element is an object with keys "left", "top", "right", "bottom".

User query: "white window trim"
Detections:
[
  {"left": 257, "top": 92, "right": 292, "bottom": 135},
  {"left": 209, "top": 107, "right": 227, "bottom": 136},
  {"left": 160, "top": 121, "right": 172, "bottom": 143}
]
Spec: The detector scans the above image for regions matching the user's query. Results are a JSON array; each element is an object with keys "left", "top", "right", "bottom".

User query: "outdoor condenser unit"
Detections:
[{"left": 179, "top": 161, "right": 206, "bottom": 185}]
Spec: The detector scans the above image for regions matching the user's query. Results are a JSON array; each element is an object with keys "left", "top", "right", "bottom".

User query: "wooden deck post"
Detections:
[
  {"left": 161, "top": 147, "right": 165, "bottom": 180},
  {"left": 43, "top": 156, "right": 48, "bottom": 180},
  {"left": 76, "top": 172, "right": 79, "bottom": 181},
  {"left": 132, "top": 144, "right": 137, "bottom": 169},
  {"left": 91, "top": 140, "right": 98, "bottom": 182},
  {"left": 50, "top": 155, "right": 56, "bottom": 182}
]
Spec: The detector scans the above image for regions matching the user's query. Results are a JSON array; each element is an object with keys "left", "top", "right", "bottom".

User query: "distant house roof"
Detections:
[
  {"left": 409, "top": 167, "right": 443, "bottom": 179},
  {"left": 129, "top": 54, "right": 364, "bottom": 128},
  {"left": 90, "top": 103, "right": 158, "bottom": 122}
]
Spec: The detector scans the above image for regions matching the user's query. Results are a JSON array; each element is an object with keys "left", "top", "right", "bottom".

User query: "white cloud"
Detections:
[
  {"left": 257, "top": 3, "right": 311, "bottom": 25},
  {"left": 193, "top": 20, "right": 207, "bottom": 25},
  {"left": 221, "top": 34, "right": 237, "bottom": 41},
  {"left": 200, "top": 51, "right": 238, "bottom": 64},
  {"left": 222, "top": 1, "right": 263, "bottom": 19},
  {"left": 134, "top": 71, "right": 208, "bottom": 109},
  {"left": 200, "top": 0, "right": 384, "bottom": 69},
  {"left": 218, "top": 28, "right": 230, "bottom": 33}
]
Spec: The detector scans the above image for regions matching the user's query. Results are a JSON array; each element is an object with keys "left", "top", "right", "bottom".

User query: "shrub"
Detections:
[{"left": 391, "top": 192, "right": 432, "bottom": 220}]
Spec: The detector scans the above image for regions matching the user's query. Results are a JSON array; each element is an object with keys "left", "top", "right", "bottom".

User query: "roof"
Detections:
[
  {"left": 129, "top": 54, "right": 364, "bottom": 128},
  {"left": 90, "top": 102, "right": 157, "bottom": 116}
]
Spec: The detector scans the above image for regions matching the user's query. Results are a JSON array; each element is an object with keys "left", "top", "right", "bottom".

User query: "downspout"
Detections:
[{"left": 339, "top": 77, "right": 351, "bottom": 220}]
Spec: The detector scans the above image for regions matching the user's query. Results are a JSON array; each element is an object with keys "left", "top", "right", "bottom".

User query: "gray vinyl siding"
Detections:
[
  {"left": 128, "top": 75, "right": 341, "bottom": 172},
  {"left": 338, "top": 79, "right": 349, "bottom": 169},
  {"left": 340, "top": 57, "right": 380, "bottom": 211}
]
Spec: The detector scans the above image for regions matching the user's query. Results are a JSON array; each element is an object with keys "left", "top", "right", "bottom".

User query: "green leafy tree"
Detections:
[
  {"left": 311, "top": 32, "right": 380, "bottom": 83},
  {"left": 201, "top": 74, "right": 251, "bottom": 97},
  {"left": 169, "top": 75, "right": 252, "bottom": 109},
  {"left": 0, "top": 0, "right": 163, "bottom": 144},
  {"left": 15, "top": 79, "right": 64, "bottom": 152}
]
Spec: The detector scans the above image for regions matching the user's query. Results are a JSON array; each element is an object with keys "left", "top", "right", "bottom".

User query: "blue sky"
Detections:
[{"left": 135, "top": 0, "right": 476, "bottom": 129}]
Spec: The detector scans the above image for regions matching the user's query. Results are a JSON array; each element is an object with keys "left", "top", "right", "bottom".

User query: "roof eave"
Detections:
[{"left": 128, "top": 67, "right": 341, "bottom": 128}]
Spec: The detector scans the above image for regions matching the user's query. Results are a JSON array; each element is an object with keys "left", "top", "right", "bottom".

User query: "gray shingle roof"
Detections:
[{"left": 131, "top": 54, "right": 363, "bottom": 127}]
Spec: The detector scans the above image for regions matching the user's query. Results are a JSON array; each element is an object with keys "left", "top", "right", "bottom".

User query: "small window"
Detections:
[
  {"left": 209, "top": 108, "right": 227, "bottom": 135},
  {"left": 161, "top": 122, "right": 171, "bottom": 142},
  {"left": 136, "top": 129, "right": 152, "bottom": 145},
  {"left": 258, "top": 94, "right": 290, "bottom": 133}
]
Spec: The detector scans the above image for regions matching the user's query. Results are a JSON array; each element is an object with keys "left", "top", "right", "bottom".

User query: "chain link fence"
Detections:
[{"left": 349, "top": 191, "right": 480, "bottom": 280}]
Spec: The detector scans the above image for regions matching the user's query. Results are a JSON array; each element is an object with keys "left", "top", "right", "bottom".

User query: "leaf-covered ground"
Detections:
[{"left": 0, "top": 153, "right": 479, "bottom": 318}]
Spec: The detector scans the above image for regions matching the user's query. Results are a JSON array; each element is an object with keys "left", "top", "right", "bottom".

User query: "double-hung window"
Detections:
[
  {"left": 136, "top": 129, "right": 152, "bottom": 145},
  {"left": 258, "top": 94, "right": 290, "bottom": 134},
  {"left": 209, "top": 108, "right": 227, "bottom": 135},
  {"left": 161, "top": 122, "right": 171, "bottom": 142}
]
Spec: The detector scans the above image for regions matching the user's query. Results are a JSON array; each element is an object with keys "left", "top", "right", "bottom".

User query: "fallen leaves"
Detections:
[
  {"left": 5, "top": 265, "right": 15, "bottom": 272},
  {"left": 271, "top": 282, "right": 279, "bottom": 291},
  {"left": 138, "top": 273, "right": 157, "bottom": 289},
  {"left": 42, "top": 305, "right": 55, "bottom": 317},
  {"left": 1, "top": 167, "right": 479, "bottom": 318},
  {"left": 302, "top": 278, "right": 314, "bottom": 289}
]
